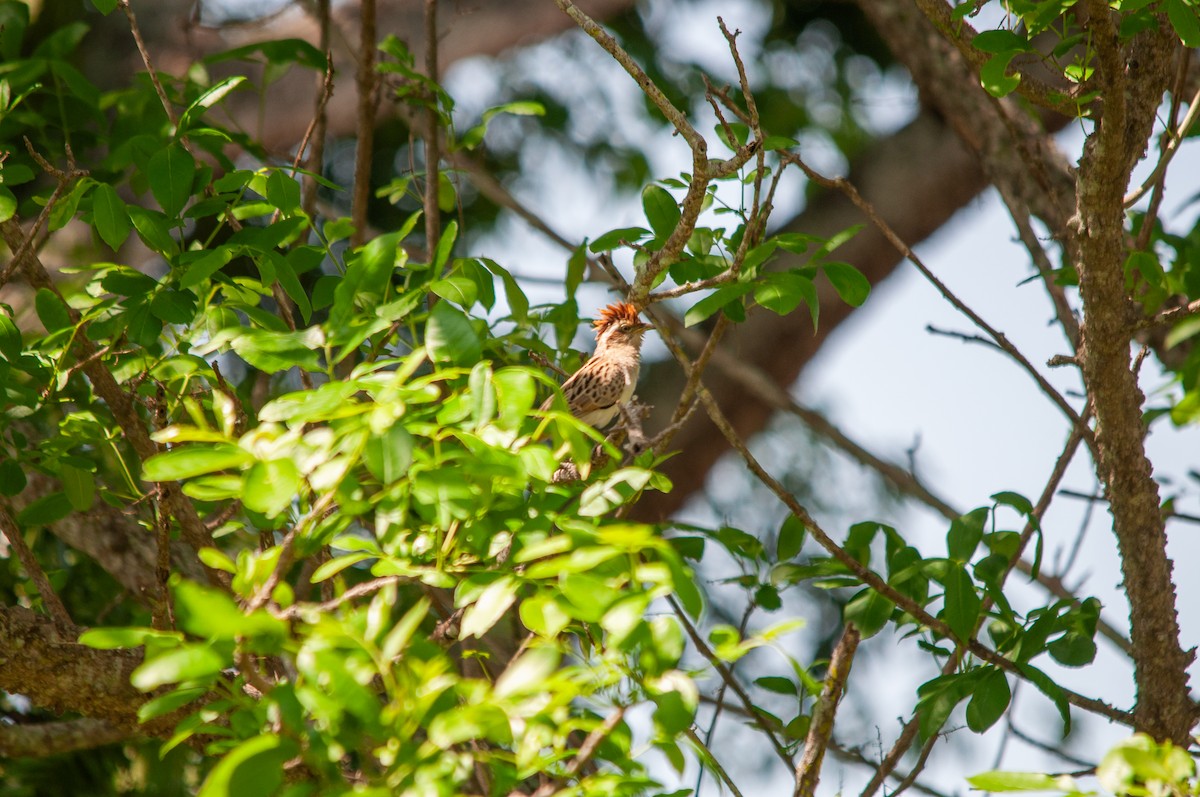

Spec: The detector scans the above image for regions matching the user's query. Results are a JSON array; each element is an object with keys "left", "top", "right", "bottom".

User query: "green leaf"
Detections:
[
  {"left": 60, "top": 462, "right": 95, "bottom": 511},
  {"left": 430, "top": 275, "right": 478, "bottom": 308},
  {"left": 683, "top": 283, "right": 755, "bottom": 327},
  {"left": 242, "top": 459, "right": 301, "bottom": 518},
  {"left": 643, "top": 185, "right": 681, "bottom": 238},
  {"left": 89, "top": 0, "right": 118, "bottom": 14},
  {"left": 131, "top": 643, "right": 226, "bottom": 690},
  {"left": 823, "top": 262, "right": 870, "bottom": 306},
  {"left": 972, "top": 29, "right": 1030, "bottom": 54},
  {"left": 0, "top": 187, "right": 15, "bottom": 223},
  {"left": 755, "top": 675, "right": 798, "bottom": 695},
  {"left": 460, "top": 576, "right": 517, "bottom": 638},
  {"left": 197, "top": 734, "right": 296, "bottom": 797},
  {"left": 229, "top": 327, "right": 322, "bottom": 373},
  {"left": 103, "top": 268, "right": 157, "bottom": 297},
  {"left": 34, "top": 288, "right": 71, "bottom": 333},
  {"left": 150, "top": 289, "right": 198, "bottom": 324},
  {"left": 331, "top": 231, "right": 400, "bottom": 326},
  {"left": 426, "top": 300, "right": 481, "bottom": 365},
  {"left": 756, "top": 271, "right": 817, "bottom": 318},
  {"left": 79, "top": 626, "right": 182, "bottom": 649},
  {"left": 991, "top": 490, "right": 1033, "bottom": 515},
  {"left": 980, "top": 51, "right": 1021, "bottom": 98},
  {"left": 0, "top": 312, "right": 22, "bottom": 360},
  {"left": 967, "top": 772, "right": 1077, "bottom": 792},
  {"left": 432, "top": 220, "right": 458, "bottom": 274},
  {"left": 16, "top": 492, "right": 73, "bottom": 526},
  {"left": 1015, "top": 662, "right": 1071, "bottom": 735},
  {"left": 495, "top": 647, "right": 560, "bottom": 698},
  {"left": 174, "top": 579, "right": 286, "bottom": 641},
  {"left": 943, "top": 564, "right": 981, "bottom": 641},
  {"left": 1047, "top": 631, "right": 1097, "bottom": 667},
  {"left": 481, "top": 258, "right": 528, "bottom": 321},
  {"left": 844, "top": 587, "right": 893, "bottom": 638},
  {"left": 128, "top": 207, "right": 179, "bottom": 256},
  {"left": 364, "top": 425, "right": 414, "bottom": 483},
  {"left": 265, "top": 169, "right": 301, "bottom": 216},
  {"left": 1166, "top": 0, "right": 1200, "bottom": 46},
  {"left": 147, "top": 144, "right": 196, "bottom": 219},
  {"left": 143, "top": 444, "right": 253, "bottom": 482},
  {"left": 965, "top": 668, "right": 1011, "bottom": 732},
  {"left": 0, "top": 458, "right": 26, "bottom": 496},
  {"left": 179, "top": 76, "right": 247, "bottom": 131},
  {"left": 91, "top": 182, "right": 131, "bottom": 250},
  {"left": 947, "top": 507, "right": 988, "bottom": 563},
  {"left": 776, "top": 515, "right": 806, "bottom": 561},
  {"left": 589, "top": 226, "right": 650, "bottom": 252}
]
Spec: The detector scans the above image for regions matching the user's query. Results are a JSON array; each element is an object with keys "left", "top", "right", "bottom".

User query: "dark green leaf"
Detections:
[
  {"left": 844, "top": 588, "right": 893, "bottom": 638},
  {"left": 151, "top": 289, "right": 198, "bottom": 324},
  {"left": 0, "top": 458, "right": 26, "bottom": 496},
  {"left": 34, "top": 288, "right": 71, "bottom": 333},
  {"left": 643, "top": 185, "right": 681, "bottom": 238},
  {"left": 432, "top": 220, "right": 458, "bottom": 274},
  {"left": 1166, "top": 0, "right": 1200, "bottom": 46},
  {"left": 683, "top": 283, "right": 754, "bottom": 327},
  {"left": 0, "top": 312, "right": 22, "bottom": 360},
  {"left": 147, "top": 144, "right": 196, "bottom": 219},
  {"left": 1047, "top": 631, "right": 1097, "bottom": 667},
  {"left": 196, "top": 733, "right": 297, "bottom": 797},
  {"left": 943, "top": 563, "right": 981, "bottom": 641},
  {"left": 102, "top": 268, "right": 158, "bottom": 297},
  {"left": 16, "top": 492, "right": 73, "bottom": 526},
  {"left": 91, "top": 183, "right": 131, "bottom": 250},
  {"left": 777, "top": 515, "right": 806, "bottom": 561},
  {"left": 972, "top": 29, "right": 1030, "bottom": 53},
  {"left": 947, "top": 507, "right": 988, "bottom": 563},
  {"left": 965, "top": 668, "right": 1011, "bottom": 732},
  {"left": 755, "top": 675, "right": 798, "bottom": 695},
  {"left": 60, "top": 463, "right": 95, "bottom": 511},
  {"left": 589, "top": 226, "right": 650, "bottom": 252},
  {"left": 265, "top": 169, "right": 301, "bottom": 215},
  {"left": 1015, "top": 662, "right": 1071, "bottom": 735}
]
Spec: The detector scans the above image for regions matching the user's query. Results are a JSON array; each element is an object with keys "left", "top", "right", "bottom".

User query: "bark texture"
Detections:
[{"left": 1070, "top": 8, "right": 1193, "bottom": 742}]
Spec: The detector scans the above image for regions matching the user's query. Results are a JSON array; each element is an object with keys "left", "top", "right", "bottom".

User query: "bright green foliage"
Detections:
[{"left": 971, "top": 733, "right": 1198, "bottom": 797}]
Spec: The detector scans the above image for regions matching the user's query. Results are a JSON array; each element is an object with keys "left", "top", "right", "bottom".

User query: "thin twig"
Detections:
[
  {"left": 795, "top": 623, "right": 860, "bottom": 797},
  {"left": 667, "top": 595, "right": 794, "bottom": 769},
  {"left": 781, "top": 151, "right": 1094, "bottom": 457},
  {"left": 351, "top": 0, "right": 378, "bottom": 247},
  {"left": 685, "top": 726, "right": 745, "bottom": 797},
  {"left": 1124, "top": 52, "right": 1198, "bottom": 209},
  {"left": 423, "top": 0, "right": 443, "bottom": 275},
  {"left": 529, "top": 706, "right": 628, "bottom": 797},
  {"left": 0, "top": 505, "right": 74, "bottom": 630}
]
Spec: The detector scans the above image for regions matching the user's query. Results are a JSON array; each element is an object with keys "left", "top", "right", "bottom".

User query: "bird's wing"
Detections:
[{"left": 561, "top": 359, "right": 625, "bottom": 415}]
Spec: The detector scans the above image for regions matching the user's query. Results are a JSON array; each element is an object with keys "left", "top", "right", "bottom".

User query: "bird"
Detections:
[{"left": 541, "top": 302, "right": 652, "bottom": 430}]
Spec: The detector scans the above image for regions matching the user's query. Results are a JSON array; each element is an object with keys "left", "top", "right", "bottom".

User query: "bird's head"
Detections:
[{"left": 593, "top": 302, "right": 651, "bottom": 351}]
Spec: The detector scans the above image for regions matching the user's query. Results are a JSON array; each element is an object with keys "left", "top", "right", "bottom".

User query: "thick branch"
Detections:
[
  {"left": 0, "top": 605, "right": 170, "bottom": 736},
  {"left": 1071, "top": 16, "right": 1193, "bottom": 742}
]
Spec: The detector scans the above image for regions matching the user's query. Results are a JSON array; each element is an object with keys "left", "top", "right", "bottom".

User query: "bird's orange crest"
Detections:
[{"left": 592, "top": 302, "right": 643, "bottom": 333}]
